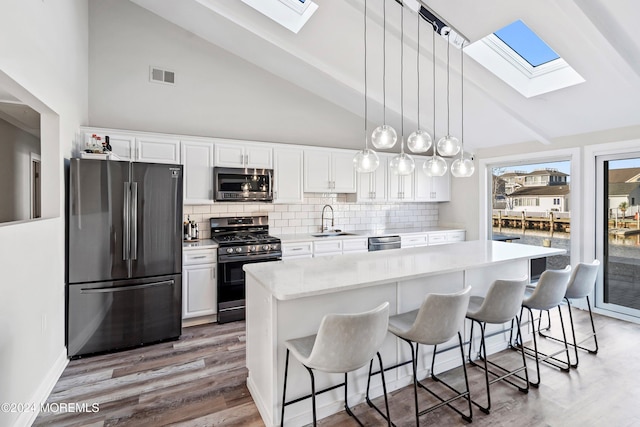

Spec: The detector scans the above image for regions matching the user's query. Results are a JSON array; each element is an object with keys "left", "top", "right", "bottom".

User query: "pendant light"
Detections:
[
  {"left": 407, "top": 10, "right": 432, "bottom": 154},
  {"left": 371, "top": 0, "right": 397, "bottom": 150},
  {"left": 451, "top": 41, "right": 475, "bottom": 177},
  {"left": 353, "top": 0, "right": 380, "bottom": 173},
  {"left": 390, "top": 3, "right": 415, "bottom": 176},
  {"left": 436, "top": 31, "right": 461, "bottom": 157},
  {"left": 423, "top": 22, "right": 447, "bottom": 177}
]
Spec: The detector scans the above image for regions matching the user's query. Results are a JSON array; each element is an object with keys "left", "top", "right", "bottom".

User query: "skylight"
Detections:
[
  {"left": 494, "top": 20, "right": 560, "bottom": 67},
  {"left": 465, "top": 20, "right": 585, "bottom": 98}
]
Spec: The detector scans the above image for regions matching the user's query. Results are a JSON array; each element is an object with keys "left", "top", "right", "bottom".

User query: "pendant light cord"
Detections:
[
  {"left": 364, "top": 0, "right": 368, "bottom": 149},
  {"left": 460, "top": 40, "right": 464, "bottom": 156},
  {"left": 382, "top": 0, "right": 386, "bottom": 125},
  {"left": 416, "top": 11, "right": 420, "bottom": 129},
  {"left": 432, "top": 21, "right": 436, "bottom": 159},
  {"left": 446, "top": 32, "right": 451, "bottom": 135},
  {"left": 400, "top": 2, "right": 404, "bottom": 153}
]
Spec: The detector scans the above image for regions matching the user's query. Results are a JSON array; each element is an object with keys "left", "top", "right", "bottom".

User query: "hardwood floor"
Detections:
[{"left": 35, "top": 309, "right": 640, "bottom": 426}]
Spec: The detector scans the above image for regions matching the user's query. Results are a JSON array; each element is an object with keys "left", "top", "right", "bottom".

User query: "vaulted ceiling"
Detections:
[{"left": 130, "top": 0, "right": 640, "bottom": 154}]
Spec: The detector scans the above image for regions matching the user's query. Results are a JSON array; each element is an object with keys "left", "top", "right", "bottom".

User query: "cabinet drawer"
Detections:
[
  {"left": 342, "top": 238, "right": 368, "bottom": 253},
  {"left": 313, "top": 240, "right": 343, "bottom": 255},
  {"left": 447, "top": 231, "right": 466, "bottom": 242},
  {"left": 401, "top": 234, "right": 428, "bottom": 248},
  {"left": 428, "top": 233, "right": 448, "bottom": 245},
  {"left": 282, "top": 242, "right": 313, "bottom": 257},
  {"left": 183, "top": 249, "right": 217, "bottom": 265}
]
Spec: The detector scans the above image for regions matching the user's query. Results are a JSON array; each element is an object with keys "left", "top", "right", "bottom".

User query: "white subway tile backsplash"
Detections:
[{"left": 185, "top": 193, "right": 439, "bottom": 236}]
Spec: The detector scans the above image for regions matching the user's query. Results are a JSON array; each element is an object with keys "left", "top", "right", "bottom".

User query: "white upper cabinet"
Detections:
[
  {"left": 182, "top": 140, "right": 215, "bottom": 204},
  {"left": 214, "top": 140, "right": 273, "bottom": 168},
  {"left": 273, "top": 147, "right": 304, "bottom": 204},
  {"left": 136, "top": 136, "right": 181, "bottom": 164},
  {"left": 355, "top": 154, "right": 387, "bottom": 202},
  {"left": 414, "top": 163, "right": 451, "bottom": 202},
  {"left": 387, "top": 157, "right": 415, "bottom": 202},
  {"left": 303, "top": 148, "right": 356, "bottom": 193}
]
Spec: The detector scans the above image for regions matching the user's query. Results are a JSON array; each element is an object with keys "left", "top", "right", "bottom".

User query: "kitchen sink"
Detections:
[{"left": 311, "top": 231, "right": 359, "bottom": 237}]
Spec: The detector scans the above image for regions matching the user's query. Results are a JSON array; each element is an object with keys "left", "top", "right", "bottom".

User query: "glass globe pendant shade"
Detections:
[
  {"left": 389, "top": 152, "right": 415, "bottom": 176},
  {"left": 353, "top": 148, "right": 380, "bottom": 173},
  {"left": 423, "top": 156, "right": 447, "bottom": 177},
  {"left": 371, "top": 124, "right": 397, "bottom": 149},
  {"left": 436, "top": 134, "right": 461, "bottom": 156},
  {"left": 451, "top": 157, "right": 475, "bottom": 178},
  {"left": 407, "top": 129, "right": 432, "bottom": 153}
]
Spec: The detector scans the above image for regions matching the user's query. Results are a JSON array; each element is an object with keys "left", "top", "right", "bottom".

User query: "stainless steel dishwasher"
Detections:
[{"left": 368, "top": 236, "right": 401, "bottom": 251}]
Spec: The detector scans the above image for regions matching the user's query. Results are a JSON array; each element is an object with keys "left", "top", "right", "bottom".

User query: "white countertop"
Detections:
[
  {"left": 183, "top": 239, "right": 218, "bottom": 249},
  {"left": 275, "top": 226, "right": 465, "bottom": 243},
  {"left": 243, "top": 240, "right": 564, "bottom": 301}
]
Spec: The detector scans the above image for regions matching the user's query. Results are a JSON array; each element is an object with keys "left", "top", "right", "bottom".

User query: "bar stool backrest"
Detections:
[
  {"left": 524, "top": 266, "right": 572, "bottom": 310},
  {"left": 305, "top": 302, "right": 389, "bottom": 373},
  {"left": 403, "top": 287, "right": 471, "bottom": 345},
  {"left": 565, "top": 260, "right": 600, "bottom": 299},
  {"left": 470, "top": 277, "right": 529, "bottom": 324}
]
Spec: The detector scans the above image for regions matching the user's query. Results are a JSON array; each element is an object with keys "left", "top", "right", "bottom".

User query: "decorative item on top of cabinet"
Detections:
[
  {"left": 182, "top": 140, "right": 215, "bottom": 204},
  {"left": 183, "top": 247, "right": 217, "bottom": 321},
  {"left": 273, "top": 147, "right": 304, "bottom": 203},
  {"left": 304, "top": 148, "right": 357, "bottom": 193},
  {"left": 214, "top": 140, "right": 273, "bottom": 168},
  {"left": 81, "top": 130, "right": 135, "bottom": 160}
]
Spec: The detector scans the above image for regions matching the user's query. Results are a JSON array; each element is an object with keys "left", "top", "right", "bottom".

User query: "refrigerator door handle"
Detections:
[
  {"left": 131, "top": 182, "right": 138, "bottom": 260},
  {"left": 123, "top": 182, "right": 130, "bottom": 260},
  {"left": 80, "top": 280, "right": 175, "bottom": 294}
]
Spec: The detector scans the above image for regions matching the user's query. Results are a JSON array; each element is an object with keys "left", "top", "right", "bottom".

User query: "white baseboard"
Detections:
[{"left": 15, "top": 348, "right": 68, "bottom": 427}]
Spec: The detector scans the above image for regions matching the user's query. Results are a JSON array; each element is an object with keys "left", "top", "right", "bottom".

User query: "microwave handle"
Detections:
[{"left": 269, "top": 170, "right": 273, "bottom": 197}]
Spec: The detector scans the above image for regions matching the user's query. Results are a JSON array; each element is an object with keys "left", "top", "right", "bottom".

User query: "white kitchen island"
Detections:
[{"left": 244, "top": 240, "right": 565, "bottom": 427}]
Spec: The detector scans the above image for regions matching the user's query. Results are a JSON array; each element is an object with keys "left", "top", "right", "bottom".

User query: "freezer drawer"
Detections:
[{"left": 67, "top": 274, "right": 181, "bottom": 358}]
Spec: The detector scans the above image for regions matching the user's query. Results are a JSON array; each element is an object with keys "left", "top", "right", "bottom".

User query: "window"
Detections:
[
  {"left": 491, "top": 160, "right": 571, "bottom": 271},
  {"left": 465, "top": 20, "right": 585, "bottom": 98}
]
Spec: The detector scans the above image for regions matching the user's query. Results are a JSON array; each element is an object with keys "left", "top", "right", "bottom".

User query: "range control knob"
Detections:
[
  {"left": 235, "top": 247, "right": 243, "bottom": 253},
  {"left": 249, "top": 246, "right": 256, "bottom": 252},
  {"left": 226, "top": 248, "right": 234, "bottom": 254},
  {"left": 262, "top": 244, "right": 270, "bottom": 251},
  {"left": 271, "top": 243, "right": 280, "bottom": 250}
]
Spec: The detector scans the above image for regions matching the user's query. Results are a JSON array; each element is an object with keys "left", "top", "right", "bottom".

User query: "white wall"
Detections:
[
  {"left": 88, "top": 0, "right": 364, "bottom": 150},
  {"left": 0, "top": 118, "right": 40, "bottom": 222},
  {"left": 0, "top": 1, "right": 88, "bottom": 426}
]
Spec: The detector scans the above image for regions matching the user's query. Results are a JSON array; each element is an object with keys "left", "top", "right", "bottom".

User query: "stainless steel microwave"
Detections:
[{"left": 214, "top": 167, "right": 273, "bottom": 202}]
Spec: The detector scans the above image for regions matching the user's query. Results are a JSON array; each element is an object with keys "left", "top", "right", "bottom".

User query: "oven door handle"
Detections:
[{"left": 218, "top": 252, "right": 282, "bottom": 263}]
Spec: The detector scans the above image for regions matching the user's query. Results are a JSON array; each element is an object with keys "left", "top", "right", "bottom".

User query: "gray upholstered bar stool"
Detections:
[
  {"left": 539, "top": 260, "right": 601, "bottom": 368},
  {"left": 367, "top": 288, "right": 472, "bottom": 426},
  {"left": 280, "top": 302, "right": 391, "bottom": 427},
  {"left": 512, "top": 266, "right": 572, "bottom": 387},
  {"left": 466, "top": 277, "right": 529, "bottom": 414}
]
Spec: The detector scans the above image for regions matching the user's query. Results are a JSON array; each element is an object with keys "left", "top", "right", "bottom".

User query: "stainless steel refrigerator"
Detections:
[{"left": 66, "top": 158, "right": 183, "bottom": 358}]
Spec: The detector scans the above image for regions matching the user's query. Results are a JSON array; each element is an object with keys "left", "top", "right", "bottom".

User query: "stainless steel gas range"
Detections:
[{"left": 210, "top": 216, "right": 281, "bottom": 323}]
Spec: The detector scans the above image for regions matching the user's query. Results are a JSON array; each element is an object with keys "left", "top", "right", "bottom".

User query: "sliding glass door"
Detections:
[{"left": 596, "top": 154, "right": 640, "bottom": 317}]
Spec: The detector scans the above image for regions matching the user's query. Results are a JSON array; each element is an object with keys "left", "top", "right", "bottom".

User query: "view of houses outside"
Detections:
[
  {"left": 491, "top": 161, "right": 572, "bottom": 271},
  {"left": 604, "top": 159, "right": 640, "bottom": 311}
]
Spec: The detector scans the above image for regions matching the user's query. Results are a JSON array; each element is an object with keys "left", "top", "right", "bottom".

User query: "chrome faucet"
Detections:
[{"left": 321, "top": 204, "right": 334, "bottom": 232}]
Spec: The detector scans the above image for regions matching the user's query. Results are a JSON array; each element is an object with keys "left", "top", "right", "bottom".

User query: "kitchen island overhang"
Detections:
[{"left": 244, "top": 240, "right": 565, "bottom": 427}]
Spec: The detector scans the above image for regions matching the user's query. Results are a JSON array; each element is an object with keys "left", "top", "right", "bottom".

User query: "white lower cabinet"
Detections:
[
  {"left": 428, "top": 230, "right": 466, "bottom": 245},
  {"left": 400, "top": 234, "right": 429, "bottom": 248},
  {"left": 281, "top": 242, "right": 313, "bottom": 260},
  {"left": 183, "top": 248, "right": 217, "bottom": 319},
  {"left": 342, "top": 238, "right": 369, "bottom": 253},
  {"left": 313, "top": 240, "right": 343, "bottom": 257}
]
